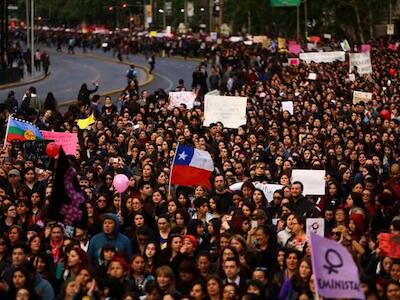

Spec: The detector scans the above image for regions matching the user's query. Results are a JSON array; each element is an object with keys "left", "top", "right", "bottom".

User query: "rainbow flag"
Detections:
[{"left": 5, "top": 116, "right": 44, "bottom": 142}]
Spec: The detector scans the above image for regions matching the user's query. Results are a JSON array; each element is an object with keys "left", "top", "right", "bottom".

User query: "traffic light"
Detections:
[{"left": 213, "top": 1, "right": 220, "bottom": 17}]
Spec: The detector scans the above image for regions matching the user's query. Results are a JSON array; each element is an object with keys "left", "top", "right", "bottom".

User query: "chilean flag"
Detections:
[{"left": 171, "top": 144, "right": 214, "bottom": 189}]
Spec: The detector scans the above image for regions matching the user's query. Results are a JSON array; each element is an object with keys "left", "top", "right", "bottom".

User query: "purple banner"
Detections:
[{"left": 310, "top": 233, "right": 365, "bottom": 300}]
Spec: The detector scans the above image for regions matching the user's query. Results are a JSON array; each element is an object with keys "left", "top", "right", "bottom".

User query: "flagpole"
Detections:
[
  {"left": 3, "top": 114, "right": 13, "bottom": 149},
  {"left": 168, "top": 142, "right": 180, "bottom": 197}
]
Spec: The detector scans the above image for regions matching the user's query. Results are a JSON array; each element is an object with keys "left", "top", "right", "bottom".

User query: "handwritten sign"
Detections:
[
  {"left": 204, "top": 95, "right": 247, "bottom": 129},
  {"left": 349, "top": 52, "right": 372, "bottom": 75},
  {"left": 41, "top": 131, "right": 78, "bottom": 156},
  {"left": 168, "top": 91, "right": 197, "bottom": 109},
  {"left": 292, "top": 169, "right": 326, "bottom": 195},
  {"left": 353, "top": 91, "right": 373, "bottom": 104},
  {"left": 300, "top": 51, "right": 345, "bottom": 63}
]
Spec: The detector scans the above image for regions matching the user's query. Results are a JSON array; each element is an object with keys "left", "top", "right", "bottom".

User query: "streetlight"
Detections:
[{"left": 158, "top": 9, "right": 166, "bottom": 29}]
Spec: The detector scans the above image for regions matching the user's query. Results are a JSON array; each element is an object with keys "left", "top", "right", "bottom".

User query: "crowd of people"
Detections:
[
  {"left": 0, "top": 30, "right": 400, "bottom": 300},
  {"left": 3, "top": 38, "right": 50, "bottom": 79}
]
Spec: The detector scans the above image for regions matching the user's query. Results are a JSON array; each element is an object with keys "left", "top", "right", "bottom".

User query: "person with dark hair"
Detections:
[
  {"left": 279, "top": 258, "right": 312, "bottom": 300},
  {"left": 290, "top": 182, "right": 315, "bottom": 217},
  {"left": 77, "top": 82, "right": 99, "bottom": 106},
  {"left": 87, "top": 213, "right": 132, "bottom": 263},
  {"left": 222, "top": 258, "right": 247, "bottom": 293},
  {"left": 4, "top": 91, "right": 18, "bottom": 113}
]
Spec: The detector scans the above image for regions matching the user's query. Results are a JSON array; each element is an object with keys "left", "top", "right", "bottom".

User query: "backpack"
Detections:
[{"left": 127, "top": 68, "right": 137, "bottom": 80}]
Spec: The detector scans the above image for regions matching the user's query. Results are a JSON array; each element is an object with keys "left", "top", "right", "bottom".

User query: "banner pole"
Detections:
[
  {"left": 168, "top": 142, "right": 180, "bottom": 197},
  {"left": 3, "top": 114, "right": 12, "bottom": 149}
]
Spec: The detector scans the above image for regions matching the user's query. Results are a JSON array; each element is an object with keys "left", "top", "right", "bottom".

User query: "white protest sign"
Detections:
[
  {"left": 306, "top": 218, "right": 325, "bottom": 237},
  {"left": 204, "top": 95, "right": 247, "bottom": 129},
  {"left": 323, "top": 33, "right": 331, "bottom": 39},
  {"left": 168, "top": 91, "right": 197, "bottom": 109},
  {"left": 308, "top": 73, "right": 317, "bottom": 80},
  {"left": 353, "top": 91, "right": 373, "bottom": 104},
  {"left": 349, "top": 52, "right": 372, "bottom": 75},
  {"left": 206, "top": 89, "right": 220, "bottom": 96},
  {"left": 349, "top": 73, "right": 356, "bottom": 82},
  {"left": 291, "top": 169, "right": 326, "bottom": 195},
  {"left": 282, "top": 101, "right": 294, "bottom": 114},
  {"left": 254, "top": 182, "right": 284, "bottom": 203},
  {"left": 229, "top": 181, "right": 283, "bottom": 203},
  {"left": 300, "top": 51, "right": 345, "bottom": 63}
]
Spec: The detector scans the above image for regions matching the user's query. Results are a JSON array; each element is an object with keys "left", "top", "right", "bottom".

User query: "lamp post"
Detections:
[
  {"left": 158, "top": 9, "right": 166, "bottom": 29},
  {"left": 26, "top": 0, "right": 30, "bottom": 50},
  {"left": 31, "top": 0, "right": 34, "bottom": 75}
]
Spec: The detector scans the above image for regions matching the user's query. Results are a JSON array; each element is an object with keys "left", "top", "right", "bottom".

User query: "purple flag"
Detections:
[{"left": 310, "top": 233, "right": 365, "bottom": 300}]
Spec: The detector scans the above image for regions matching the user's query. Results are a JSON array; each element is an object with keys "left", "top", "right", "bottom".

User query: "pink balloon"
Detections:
[{"left": 113, "top": 174, "right": 130, "bottom": 193}]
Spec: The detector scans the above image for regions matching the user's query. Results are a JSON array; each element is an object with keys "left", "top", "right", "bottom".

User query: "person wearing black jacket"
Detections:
[{"left": 77, "top": 82, "right": 99, "bottom": 106}]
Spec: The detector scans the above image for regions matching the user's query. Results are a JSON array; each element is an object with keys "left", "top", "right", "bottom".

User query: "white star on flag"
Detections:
[{"left": 178, "top": 151, "right": 187, "bottom": 160}]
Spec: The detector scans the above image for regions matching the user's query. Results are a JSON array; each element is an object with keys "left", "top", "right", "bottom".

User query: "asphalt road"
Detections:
[{"left": 0, "top": 47, "right": 200, "bottom": 108}]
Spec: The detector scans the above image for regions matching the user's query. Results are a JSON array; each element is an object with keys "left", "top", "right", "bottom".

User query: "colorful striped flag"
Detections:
[{"left": 5, "top": 116, "right": 43, "bottom": 142}]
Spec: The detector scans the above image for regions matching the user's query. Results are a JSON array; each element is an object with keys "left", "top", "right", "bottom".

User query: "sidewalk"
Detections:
[{"left": 0, "top": 72, "right": 49, "bottom": 90}]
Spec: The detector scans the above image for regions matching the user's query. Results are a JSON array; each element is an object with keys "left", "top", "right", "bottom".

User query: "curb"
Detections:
[
  {"left": 0, "top": 72, "right": 50, "bottom": 90},
  {"left": 59, "top": 52, "right": 154, "bottom": 107}
]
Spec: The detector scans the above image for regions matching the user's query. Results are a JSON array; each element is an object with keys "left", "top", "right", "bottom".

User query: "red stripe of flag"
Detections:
[{"left": 171, "top": 165, "right": 212, "bottom": 189}]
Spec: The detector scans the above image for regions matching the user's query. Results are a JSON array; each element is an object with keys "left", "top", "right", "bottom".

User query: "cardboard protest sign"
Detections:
[
  {"left": 353, "top": 91, "right": 373, "bottom": 104},
  {"left": 41, "top": 131, "right": 78, "bottom": 156},
  {"left": 292, "top": 169, "right": 326, "bottom": 195},
  {"left": 310, "top": 233, "right": 365, "bottom": 300},
  {"left": 306, "top": 218, "right": 325, "bottom": 237},
  {"left": 168, "top": 91, "right": 197, "bottom": 109},
  {"left": 282, "top": 101, "right": 294, "bottom": 114},
  {"left": 204, "top": 95, "right": 247, "bottom": 129},
  {"left": 378, "top": 233, "right": 400, "bottom": 259},
  {"left": 300, "top": 51, "right": 345, "bottom": 63},
  {"left": 349, "top": 52, "right": 372, "bottom": 75}
]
